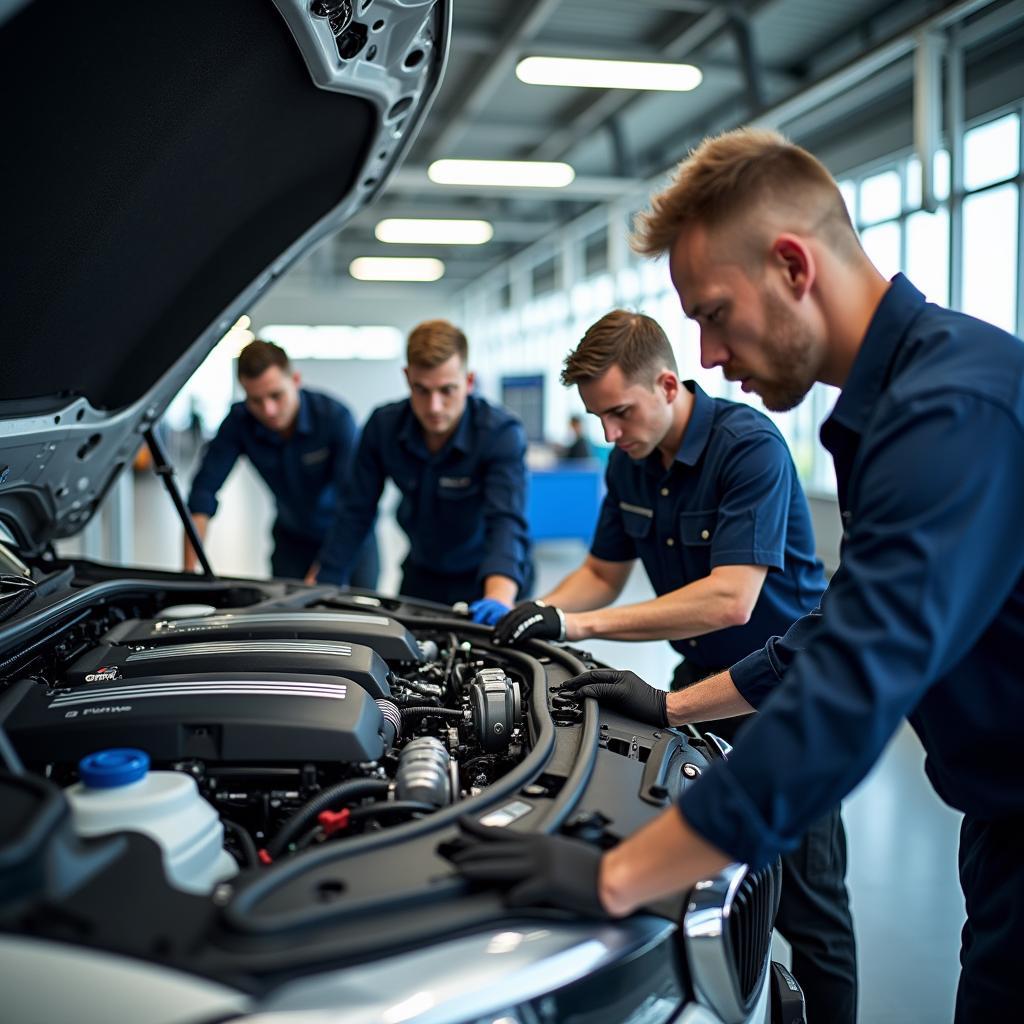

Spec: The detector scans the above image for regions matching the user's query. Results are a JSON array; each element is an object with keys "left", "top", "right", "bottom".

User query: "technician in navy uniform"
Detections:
[
  {"left": 185, "top": 339, "right": 378, "bottom": 584},
  {"left": 450, "top": 128, "right": 1024, "bottom": 1022},
  {"left": 313, "top": 319, "right": 532, "bottom": 620},
  {"left": 494, "top": 309, "right": 856, "bottom": 1023}
]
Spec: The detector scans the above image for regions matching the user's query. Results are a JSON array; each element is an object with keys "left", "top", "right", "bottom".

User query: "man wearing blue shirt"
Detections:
[
  {"left": 185, "top": 339, "right": 378, "bottom": 585},
  {"left": 450, "top": 129, "right": 1024, "bottom": 1020},
  {"left": 493, "top": 309, "right": 855, "bottom": 1022},
  {"left": 314, "top": 320, "right": 531, "bottom": 618}
]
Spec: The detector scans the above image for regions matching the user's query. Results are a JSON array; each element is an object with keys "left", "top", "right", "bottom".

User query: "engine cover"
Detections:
[
  {"left": 103, "top": 610, "right": 424, "bottom": 663},
  {"left": 7, "top": 672, "right": 386, "bottom": 765},
  {"left": 66, "top": 639, "right": 393, "bottom": 699}
]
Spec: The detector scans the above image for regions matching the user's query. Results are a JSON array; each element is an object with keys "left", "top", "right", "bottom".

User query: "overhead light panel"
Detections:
[
  {"left": 349, "top": 257, "right": 445, "bottom": 282},
  {"left": 428, "top": 159, "right": 575, "bottom": 188},
  {"left": 375, "top": 218, "right": 494, "bottom": 245},
  {"left": 516, "top": 56, "right": 702, "bottom": 92}
]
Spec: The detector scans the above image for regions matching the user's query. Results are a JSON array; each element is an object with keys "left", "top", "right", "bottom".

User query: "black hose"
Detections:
[
  {"left": 265, "top": 778, "right": 390, "bottom": 859},
  {"left": 400, "top": 705, "right": 464, "bottom": 722},
  {"left": 222, "top": 818, "right": 258, "bottom": 869},
  {"left": 0, "top": 588, "right": 36, "bottom": 625}
]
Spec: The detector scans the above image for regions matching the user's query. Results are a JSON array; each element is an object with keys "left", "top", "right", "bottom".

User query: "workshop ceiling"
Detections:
[{"left": 310, "top": 0, "right": 1023, "bottom": 296}]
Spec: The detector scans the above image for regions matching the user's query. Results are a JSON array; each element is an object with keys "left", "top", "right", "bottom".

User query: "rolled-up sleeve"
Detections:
[
  {"left": 680, "top": 393, "right": 1024, "bottom": 868},
  {"left": 317, "top": 412, "right": 387, "bottom": 584},
  {"left": 710, "top": 431, "right": 792, "bottom": 570},
  {"left": 187, "top": 412, "right": 243, "bottom": 518},
  {"left": 477, "top": 421, "right": 530, "bottom": 587}
]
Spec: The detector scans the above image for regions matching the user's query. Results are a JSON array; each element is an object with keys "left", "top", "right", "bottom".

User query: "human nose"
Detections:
[
  {"left": 428, "top": 391, "right": 444, "bottom": 413},
  {"left": 699, "top": 331, "right": 728, "bottom": 370},
  {"left": 602, "top": 418, "right": 621, "bottom": 443}
]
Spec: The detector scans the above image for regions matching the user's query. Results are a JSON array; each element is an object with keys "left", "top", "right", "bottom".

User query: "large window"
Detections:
[{"left": 463, "top": 107, "right": 1023, "bottom": 497}]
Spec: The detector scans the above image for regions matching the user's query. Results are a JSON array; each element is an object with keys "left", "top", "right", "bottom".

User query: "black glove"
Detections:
[
  {"left": 557, "top": 669, "right": 668, "bottom": 727},
  {"left": 444, "top": 816, "right": 607, "bottom": 918},
  {"left": 493, "top": 600, "right": 566, "bottom": 646}
]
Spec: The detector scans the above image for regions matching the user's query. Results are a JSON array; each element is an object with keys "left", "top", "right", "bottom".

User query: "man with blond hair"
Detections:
[
  {"left": 493, "top": 307, "right": 854, "bottom": 1021},
  {"left": 448, "top": 129, "right": 1024, "bottom": 1020},
  {"left": 314, "top": 319, "right": 531, "bottom": 615}
]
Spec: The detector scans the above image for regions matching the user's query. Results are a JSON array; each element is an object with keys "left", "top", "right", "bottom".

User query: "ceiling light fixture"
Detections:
[
  {"left": 374, "top": 218, "right": 494, "bottom": 244},
  {"left": 516, "top": 56, "right": 702, "bottom": 92},
  {"left": 349, "top": 257, "right": 445, "bottom": 282},
  {"left": 427, "top": 159, "right": 575, "bottom": 188}
]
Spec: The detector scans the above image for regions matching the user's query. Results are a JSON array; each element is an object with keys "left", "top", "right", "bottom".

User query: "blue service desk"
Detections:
[{"left": 527, "top": 464, "right": 605, "bottom": 543}]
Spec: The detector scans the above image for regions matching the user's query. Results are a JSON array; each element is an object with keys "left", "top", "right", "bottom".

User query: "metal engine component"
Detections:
[
  {"left": 469, "top": 669, "right": 522, "bottom": 753},
  {"left": 376, "top": 699, "right": 402, "bottom": 746},
  {"left": 395, "top": 736, "right": 451, "bottom": 807}
]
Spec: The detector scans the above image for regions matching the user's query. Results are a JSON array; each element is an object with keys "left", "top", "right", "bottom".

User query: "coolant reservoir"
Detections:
[{"left": 65, "top": 749, "right": 237, "bottom": 895}]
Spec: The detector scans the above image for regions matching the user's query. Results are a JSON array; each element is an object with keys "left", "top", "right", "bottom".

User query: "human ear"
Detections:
[{"left": 771, "top": 235, "right": 815, "bottom": 299}]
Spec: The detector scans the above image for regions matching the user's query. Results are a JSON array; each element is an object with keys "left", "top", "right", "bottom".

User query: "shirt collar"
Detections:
[
  {"left": 827, "top": 274, "right": 926, "bottom": 436},
  {"left": 675, "top": 380, "right": 715, "bottom": 467}
]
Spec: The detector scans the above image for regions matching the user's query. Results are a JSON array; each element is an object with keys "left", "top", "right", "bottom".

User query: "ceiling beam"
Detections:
[
  {"left": 524, "top": 5, "right": 733, "bottom": 162},
  {"left": 427, "top": 0, "right": 565, "bottom": 160}
]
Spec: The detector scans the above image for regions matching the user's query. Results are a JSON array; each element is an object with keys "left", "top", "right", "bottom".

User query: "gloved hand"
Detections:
[
  {"left": 444, "top": 816, "right": 608, "bottom": 918},
  {"left": 557, "top": 669, "right": 668, "bottom": 727},
  {"left": 469, "top": 598, "right": 512, "bottom": 625},
  {"left": 493, "top": 600, "right": 566, "bottom": 646}
]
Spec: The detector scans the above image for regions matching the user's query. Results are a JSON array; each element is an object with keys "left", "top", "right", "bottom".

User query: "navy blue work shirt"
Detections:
[
  {"left": 317, "top": 394, "right": 531, "bottom": 589},
  {"left": 680, "top": 275, "right": 1024, "bottom": 869},
  {"left": 187, "top": 389, "right": 359, "bottom": 541},
  {"left": 590, "top": 382, "right": 827, "bottom": 669}
]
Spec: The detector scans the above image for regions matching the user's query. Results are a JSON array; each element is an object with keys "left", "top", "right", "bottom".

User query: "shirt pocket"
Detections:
[
  {"left": 678, "top": 508, "right": 716, "bottom": 576},
  {"left": 438, "top": 475, "right": 481, "bottom": 501},
  {"left": 618, "top": 501, "right": 654, "bottom": 540}
]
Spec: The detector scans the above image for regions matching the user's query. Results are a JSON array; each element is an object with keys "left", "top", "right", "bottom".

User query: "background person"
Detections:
[
  {"left": 449, "top": 128, "right": 1024, "bottom": 1022},
  {"left": 313, "top": 319, "right": 531, "bottom": 622},
  {"left": 493, "top": 309, "right": 855, "bottom": 1023},
  {"left": 563, "top": 413, "right": 592, "bottom": 460},
  {"left": 185, "top": 339, "right": 378, "bottom": 585}
]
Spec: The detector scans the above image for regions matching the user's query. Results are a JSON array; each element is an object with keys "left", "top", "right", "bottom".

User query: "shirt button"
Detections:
[
  {"left": 666, "top": 538, "right": 675, "bottom": 547},
  {"left": 700, "top": 529, "right": 710, "bottom": 540},
  {"left": 688, "top": 639, "right": 697, "bottom": 647},
  {"left": 660, "top": 488, "right": 670, "bottom": 497}
]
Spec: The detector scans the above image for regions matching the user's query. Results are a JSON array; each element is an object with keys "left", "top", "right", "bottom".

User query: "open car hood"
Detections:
[{"left": 0, "top": 0, "right": 448, "bottom": 556}]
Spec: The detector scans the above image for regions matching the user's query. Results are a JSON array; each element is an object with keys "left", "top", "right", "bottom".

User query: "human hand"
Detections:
[
  {"left": 303, "top": 562, "right": 320, "bottom": 586},
  {"left": 557, "top": 668, "right": 668, "bottom": 727},
  {"left": 493, "top": 600, "right": 566, "bottom": 646},
  {"left": 443, "top": 816, "right": 609, "bottom": 918},
  {"left": 469, "top": 598, "right": 512, "bottom": 625}
]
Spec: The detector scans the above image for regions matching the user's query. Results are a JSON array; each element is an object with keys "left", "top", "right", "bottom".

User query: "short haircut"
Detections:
[
  {"left": 406, "top": 319, "right": 468, "bottom": 368},
  {"left": 237, "top": 339, "right": 290, "bottom": 379},
  {"left": 561, "top": 310, "right": 677, "bottom": 388},
  {"left": 632, "top": 127, "right": 859, "bottom": 261}
]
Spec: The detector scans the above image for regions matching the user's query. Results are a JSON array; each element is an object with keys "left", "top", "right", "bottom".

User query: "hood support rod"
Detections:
[{"left": 143, "top": 428, "right": 214, "bottom": 578}]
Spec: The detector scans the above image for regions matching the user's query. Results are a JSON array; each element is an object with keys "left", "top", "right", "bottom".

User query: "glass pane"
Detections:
[
  {"left": 859, "top": 169, "right": 901, "bottom": 224},
  {"left": 906, "top": 207, "right": 949, "bottom": 306},
  {"left": 861, "top": 221, "right": 901, "bottom": 281},
  {"left": 964, "top": 113, "right": 1020, "bottom": 191},
  {"left": 961, "top": 185, "right": 1018, "bottom": 333},
  {"left": 906, "top": 150, "right": 951, "bottom": 208}
]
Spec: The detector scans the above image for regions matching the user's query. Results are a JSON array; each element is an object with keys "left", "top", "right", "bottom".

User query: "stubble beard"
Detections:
[{"left": 755, "top": 289, "right": 820, "bottom": 413}]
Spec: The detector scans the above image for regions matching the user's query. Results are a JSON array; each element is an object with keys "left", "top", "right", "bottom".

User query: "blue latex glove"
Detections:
[{"left": 469, "top": 598, "right": 512, "bottom": 626}]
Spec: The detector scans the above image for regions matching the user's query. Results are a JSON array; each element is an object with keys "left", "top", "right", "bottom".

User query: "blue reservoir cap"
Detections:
[{"left": 78, "top": 748, "right": 150, "bottom": 788}]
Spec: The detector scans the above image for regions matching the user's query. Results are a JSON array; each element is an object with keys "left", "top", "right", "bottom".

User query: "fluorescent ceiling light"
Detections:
[
  {"left": 428, "top": 159, "right": 575, "bottom": 188},
  {"left": 375, "top": 218, "right": 494, "bottom": 245},
  {"left": 349, "top": 257, "right": 445, "bottom": 282},
  {"left": 516, "top": 56, "right": 702, "bottom": 91}
]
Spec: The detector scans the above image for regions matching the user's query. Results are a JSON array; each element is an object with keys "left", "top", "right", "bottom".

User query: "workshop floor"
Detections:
[{"left": 124, "top": 461, "right": 965, "bottom": 1023}]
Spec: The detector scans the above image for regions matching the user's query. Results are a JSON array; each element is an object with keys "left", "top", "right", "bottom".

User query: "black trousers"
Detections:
[
  {"left": 399, "top": 559, "right": 534, "bottom": 608},
  {"left": 955, "top": 813, "right": 1024, "bottom": 1021},
  {"left": 271, "top": 523, "right": 379, "bottom": 590},
  {"left": 672, "top": 660, "right": 858, "bottom": 1024}
]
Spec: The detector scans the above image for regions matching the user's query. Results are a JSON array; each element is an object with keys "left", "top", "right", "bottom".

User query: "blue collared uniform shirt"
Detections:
[
  {"left": 590, "top": 381, "right": 827, "bottom": 669},
  {"left": 187, "top": 389, "right": 359, "bottom": 542},
  {"left": 317, "top": 394, "right": 531, "bottom": 589},
  {"left": 680, "top": 275, "right": 1024, "bottom": 869}
]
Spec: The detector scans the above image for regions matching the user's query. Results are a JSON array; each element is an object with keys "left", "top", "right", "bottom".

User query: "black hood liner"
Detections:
[{"left": 1, "top": 0, "right": 375, "bottom": 411}]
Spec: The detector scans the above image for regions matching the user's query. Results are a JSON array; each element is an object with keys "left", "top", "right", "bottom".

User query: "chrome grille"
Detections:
[{"left": 727, "top": 859, "right": 781, "bottom": 1005}]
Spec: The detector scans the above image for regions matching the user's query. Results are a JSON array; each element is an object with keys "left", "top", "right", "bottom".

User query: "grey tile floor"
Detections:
[{"left": 118, "top": 462, "right": 966, "bottom": 1023}]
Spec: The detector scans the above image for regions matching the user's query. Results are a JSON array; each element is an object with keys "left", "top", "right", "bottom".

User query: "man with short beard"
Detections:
[
  {"left": 447, "top": 128, "right": 1024, "bottom": 1022},
  {"left": 493, "top": 308, "right": 854, "bottom": 1022}
]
